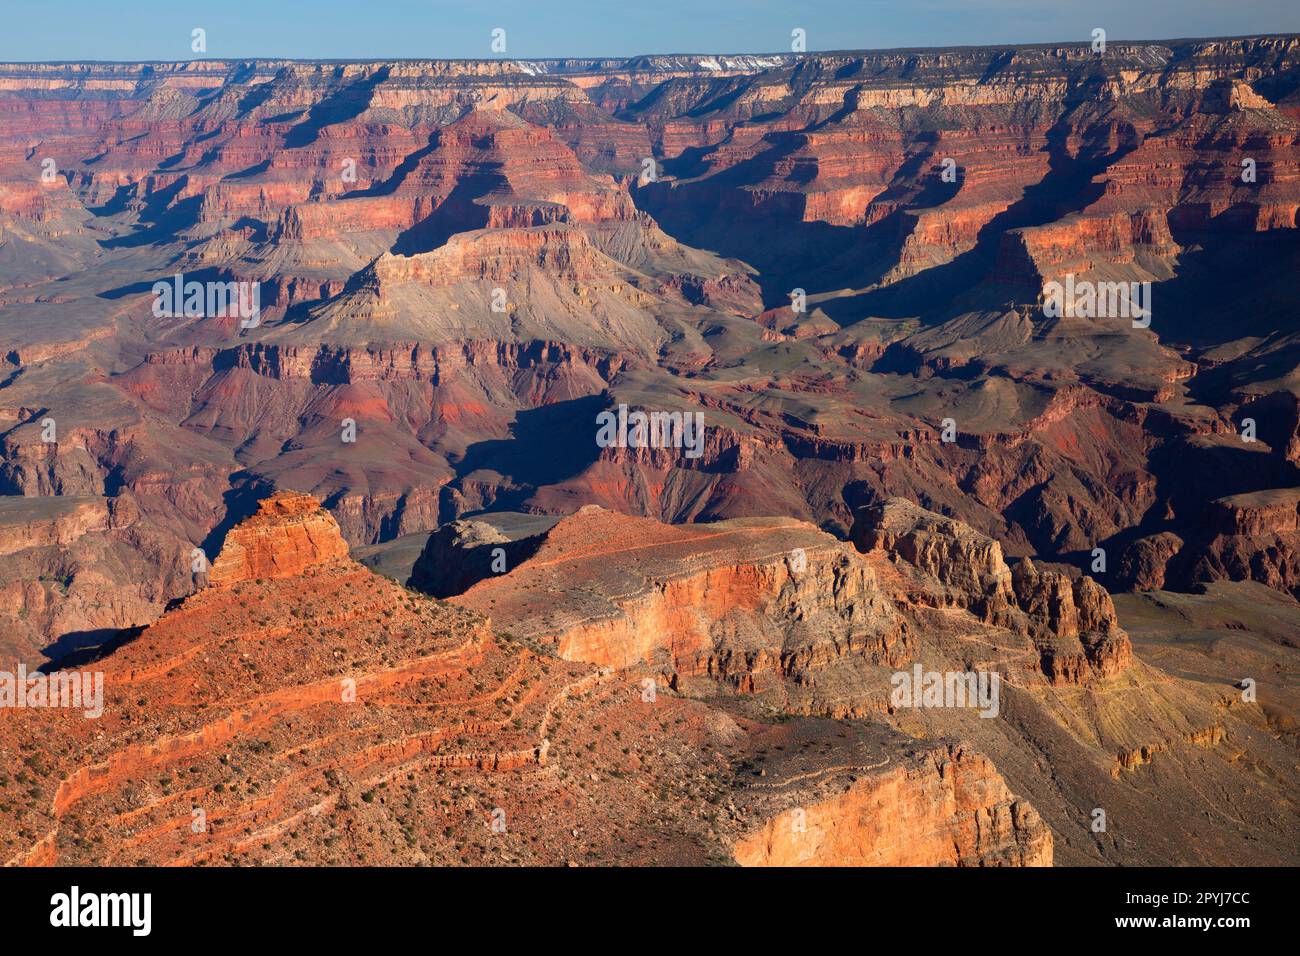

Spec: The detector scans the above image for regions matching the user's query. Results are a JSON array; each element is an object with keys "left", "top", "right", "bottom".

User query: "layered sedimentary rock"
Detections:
[
  {"left": 1187, "top": 489, "right": 1300, "bottom": 597},
  {"left": 852, "top": 498, "right": 1132, "bottom": 684},
  {"left": 207, "top": 490, "right": 351, "bottom": 585},
  {"left": 450, "top": 499, "right": 1134, "bottom": 697},
  {"left": 4, "top": 40, "right": 1300, "bottom": 638},
  {"left": 733, "top": 743, "right": 1051, "bottom": 867},
  {"left": 0, "top": 492, "right": 1049, "bottom": 868},
  {"left": 0, "top": 496, "right": 111, "bottom": 557},
  {"left": 1117, "top": 488, "right": 1300, "bottom": 598},
  {"left": 452, "top": 505, "right": 908, "bottom": 705},
  {"left": 0, "top": 492, "right": 188, "bottom": 666},
  {"left": 851, "top": 496, "right": 1016, "bottom": 619},
  {"left": 441, "top": 499, "right": 1295, "bottom": 865},
  {"left": 2, "top": 39, "right": 1300, "bottom": 866}
]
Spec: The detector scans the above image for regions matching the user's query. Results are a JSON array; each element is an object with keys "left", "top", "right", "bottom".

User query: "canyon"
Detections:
[
  {"left": 0, "top": 491, "right": 1056, "bottom": 866},
  {"left": 1, "top": 36, "right": 1298, "bottom": 865}
]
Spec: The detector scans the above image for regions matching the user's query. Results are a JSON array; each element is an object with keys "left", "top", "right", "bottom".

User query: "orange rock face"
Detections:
[
  {"left": 208, "top": 491, "right": 352, "bottom": 585},
  {"left": 733, "top": 745, "right": 1052, "bottom": 867},
  {"left": 440, "top": 500, "right": 1294, "bottom": 865},
  {"left": 0, "top": 492, "right": 1057, "bottom": 868},
  {"left": 454, "top": 506, "right": 906, "bottom": 692}
]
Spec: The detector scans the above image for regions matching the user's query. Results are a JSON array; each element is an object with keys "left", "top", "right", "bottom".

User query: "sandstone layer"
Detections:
[
  {"left": 0, "top": 492, "right": 1054, "bottom": 867},
  {"left": 440, "top": 500, "right": 1296, "bottom": 865}
]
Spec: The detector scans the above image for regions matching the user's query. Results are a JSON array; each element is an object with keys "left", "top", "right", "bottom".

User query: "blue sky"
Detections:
[{"left": 2, "top": 0, "right": 1297, "bottom": 61}]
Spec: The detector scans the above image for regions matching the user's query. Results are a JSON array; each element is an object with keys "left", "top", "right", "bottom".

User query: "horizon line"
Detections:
[{"left": 2, "top": 30, "right": 1296, "bottom": 67}]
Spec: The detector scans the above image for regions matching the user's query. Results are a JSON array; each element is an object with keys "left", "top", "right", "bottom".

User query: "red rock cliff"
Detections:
[{"left": 207, "top": 491, "right": 351, "bottom": 585}]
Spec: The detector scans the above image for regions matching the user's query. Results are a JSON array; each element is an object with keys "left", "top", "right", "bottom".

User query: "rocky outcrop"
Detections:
[
  {"left": 851, "top": 497, "right": 1015, "bottom": 622},
  {"left": 0, "top": 492, "right": 195, "bottom": 667},
  {"left": 1208, "top": 488, "right": 1300, "bottom": 536},
  {"left": 1011, "top": 557, "right": 1133, "bottom": 683},
  {"left": 1119, "top": 532, "right": 1185, "bottom": 590},
  {"left": 1189, "top": 489, "right": 1300, "bottom": 599},
  {"left": 853, "top": 498, "right": 1132, "bottom": 684},
  {"left": 733, "top": 744, "right": 1052, "bottom": 867},
  {"left": 1117, "top": 490, "right": 1300, "bottom": 598},
  {"left": 208, "top": 491, "right": 351, "bottom": 585},
  {"left": 408, "top": 512, "right": 557, "bottom": 597},
  {"left": 451, "top": 506, "right": 909, "bottom": 707},
  {"left": 0, "top": 496, "right": 112, "bottom": 556}
]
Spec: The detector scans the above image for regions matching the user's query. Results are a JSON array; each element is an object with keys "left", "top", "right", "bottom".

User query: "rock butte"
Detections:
[{"left": 207, "top": 491, "right": 352, "bottom": 585}]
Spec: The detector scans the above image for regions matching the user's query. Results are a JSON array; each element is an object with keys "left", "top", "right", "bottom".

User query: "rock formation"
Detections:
[
  {"left": 207, "top": 491, "right": 351, "bottom": 585},
  {"left": 0, "top": 492, "right": 1053, "bottom": 867},
  {"left": 438, "top": 499, "right": 1294, "bottom": 865},
  {"left": 733, "top": 744, "right": 1051, "bottom": 867},
  {"left": 853, "top": 498, "right": 1133, "bottom": 684}
]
